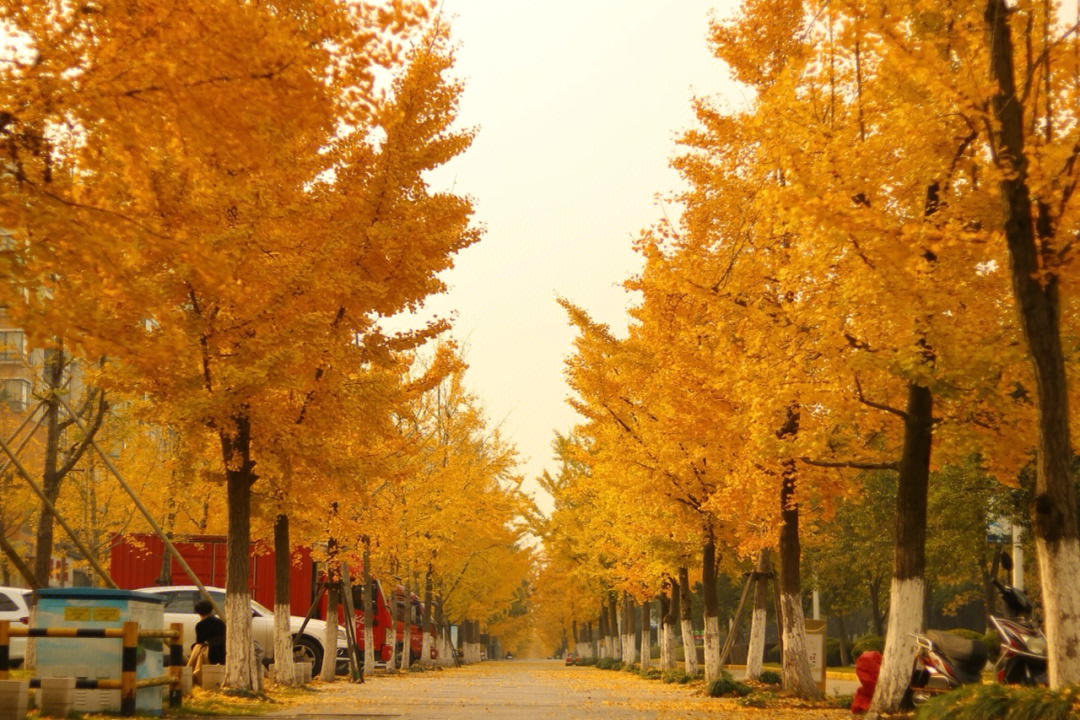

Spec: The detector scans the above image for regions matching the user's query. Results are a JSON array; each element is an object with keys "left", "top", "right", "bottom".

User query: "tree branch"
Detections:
[
  {"left": 854, "top": 375, "right": 908, "bottom": 419},
  {"left": 800, "top": 457, "right": 898, "bottom": 471}
]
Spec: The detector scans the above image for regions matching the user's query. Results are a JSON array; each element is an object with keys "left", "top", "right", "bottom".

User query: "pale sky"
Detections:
[{"left": 419, "top": 1, "right": 744, "bottom": 514}]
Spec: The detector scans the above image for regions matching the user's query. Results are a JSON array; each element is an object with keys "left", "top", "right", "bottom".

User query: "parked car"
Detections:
[
  {"left": 0, "top": 587, "right": 30, "bottom": 667},
  {"left": 137, "top": 586, "right": 350, "bottom": 675}
]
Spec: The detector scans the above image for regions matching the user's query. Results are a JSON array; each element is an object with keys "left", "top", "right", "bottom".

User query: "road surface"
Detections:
[{"left": 269, "top": 659, "right": 851, "bottom": 719}]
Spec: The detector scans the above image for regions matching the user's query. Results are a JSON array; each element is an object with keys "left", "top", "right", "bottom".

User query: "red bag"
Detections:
[{"left": 851, "top": 651, "right": 883, "bottom": 714}]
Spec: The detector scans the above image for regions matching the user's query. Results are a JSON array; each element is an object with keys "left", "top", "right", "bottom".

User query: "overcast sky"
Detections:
[{"left": 419, "top": 1, "right": 744, "bottom": 514}]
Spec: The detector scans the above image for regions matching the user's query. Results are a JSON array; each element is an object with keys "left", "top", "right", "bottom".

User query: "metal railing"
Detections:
[{"left": 0, "top": 620, "right": 184, "bottom": 716}]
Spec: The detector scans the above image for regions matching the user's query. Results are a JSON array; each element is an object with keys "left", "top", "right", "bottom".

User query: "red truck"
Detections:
[{"left": 110, "top": 534, "right": 434, "bottom": 663}]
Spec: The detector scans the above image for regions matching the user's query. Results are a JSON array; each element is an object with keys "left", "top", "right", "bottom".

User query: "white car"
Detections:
[
  {"left": 0, "top": 586, "right": 30, "bottom": 667},
  {"left": 136, "top": 586, "right": 350, "bottom": 675}
]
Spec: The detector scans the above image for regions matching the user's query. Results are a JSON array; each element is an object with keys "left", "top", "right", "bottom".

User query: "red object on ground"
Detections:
[{"left": 851, "top": 651, "right": 883, "bottom": 714}]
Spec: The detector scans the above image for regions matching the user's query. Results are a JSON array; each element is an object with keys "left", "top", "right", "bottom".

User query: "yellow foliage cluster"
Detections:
[{"left": 533, "top": 0, "right": 1080, "bottom": 654}]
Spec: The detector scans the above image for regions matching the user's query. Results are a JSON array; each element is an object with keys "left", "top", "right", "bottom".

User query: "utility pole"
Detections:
[{"left": 1012, "top": 524, "right": 1024, "bottom": 592}]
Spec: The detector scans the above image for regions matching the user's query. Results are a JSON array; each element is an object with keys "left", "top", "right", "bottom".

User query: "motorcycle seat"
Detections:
[{"left": 927, "top": 630, "right": 987, "bottom": 680}]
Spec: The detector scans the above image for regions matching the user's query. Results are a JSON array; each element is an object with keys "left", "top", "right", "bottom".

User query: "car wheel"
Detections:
[{"left": 293, "top": 635, "right": 324, "bottom": 676}]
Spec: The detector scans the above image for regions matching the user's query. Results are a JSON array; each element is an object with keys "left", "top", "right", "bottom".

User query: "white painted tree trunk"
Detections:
[
  {"left": 869, "top": 577, "right": 923, "bottom": 713},
  {"left": 680, "top": 619, "right": 698, "bottom": 675},
  {"left": 321, "top": 590, "right": 338, "bottom": 682},
  {"left": 420, "top": 631, "right": 431, "bottom": 668},
  {"left": 744, "top": 602, "right": 766, "bottom": 681},
  {"left": 1036, "top": 539, "right": 1080, "bottom": 686},
  {"left": 616, "top": 611, "right": 623, "bottom": 661},
  {"left": 625, "top": 630, "right": 637, "bottom": 665},
  {"left": 639, "top": 619, "right": 650, "bottom": 671},
  {"left": 780, "top": 591, "right": 820, "bottom": 698},
  {"left": 657, "top": 623, "right": 666, "bottom": 668},
  {"left": 703, "top": 615, "right": 721, "bottom": 683},
  {"left": 273, "top": 603, "right": 297, "bottom": 685},
  {"left": 661, "top": 619, "right": 676, "bottom": 671},
  {"left": 363, "top": 620, "right": 375, "bottom": 675},
  {"left": 224, "top": 591, "right": 258, "bottom": 689},
  {"left": 745, "top": 550, "right": 770, "bottom": 681}
]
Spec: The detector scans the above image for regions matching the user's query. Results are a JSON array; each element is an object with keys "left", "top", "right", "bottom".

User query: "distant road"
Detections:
[{"left": 271, "top": 659, "right": 850, "bottom": 719}]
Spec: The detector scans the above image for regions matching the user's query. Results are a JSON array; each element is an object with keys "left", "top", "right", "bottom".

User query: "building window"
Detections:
[
  {"left": 0, "top": 378, "right": 30, "bottom": 412},
  {"left": 0, "top": 330, "right": 23, "bottom": 362}
]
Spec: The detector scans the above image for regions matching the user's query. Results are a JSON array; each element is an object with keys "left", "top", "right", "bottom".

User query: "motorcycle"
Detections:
[
  {"left": 906, "top": 552, "right": 1047, "bottom": 707},
  {"left": 989, "top": 553, "right": 1047, "bottom": 686}
]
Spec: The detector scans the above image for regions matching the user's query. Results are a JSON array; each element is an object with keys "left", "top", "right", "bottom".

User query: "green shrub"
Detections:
[
  {"left": 852, "top": 634, "right": 885, "bottom": 657},
  {"left": 915, "top": 683, "right": 1080, "bottom": 720},
  {"left": 609, "top": 660, "right": 624, "bottom": 671},
  {"left": 825, "top": 637, "right": 844, "bottom": 667},
  {"left": 640, "top": 667, "right": 661, "bottom": 680},
  {"left": 706, "top": 670, "right": 753, "bottom": 698},
  {"left": 759, "top": 670, "right": 782, "bottom": 685},
  {"left": 828, "top": 693, "right": 855, "bottom": 709},
  {"left": 737, "top": 691, "right": 777, "bottom": 708},
  {"left": 597, "top": 657, "right": 614, "bottom": 670},
  {"left": 662, "top": 669, "right": 692, "bottom": 684},
  {"left": 578, "top": 655, "right": 597, "bottom": 666}
]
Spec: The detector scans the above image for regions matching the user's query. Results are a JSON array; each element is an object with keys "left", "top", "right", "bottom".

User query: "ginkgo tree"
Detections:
[{"left": 0, "top": 0, "right": 481, "bottom": 690}]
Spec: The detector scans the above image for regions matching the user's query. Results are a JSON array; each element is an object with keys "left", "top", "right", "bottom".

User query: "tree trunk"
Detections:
[
  {"left": 608, "top": 592, "right": 619, "bottom": 659},
  {"left": 32, "top": 347, "right": 65, "bottom": 588},
  {"left": 273, "top": 514, "right": 297, "bottom": 685},
  {"left": 870, "top": 384, "right": 932, "bottom": 713},
  {"left": 221, "top": 415, "right": 258, "bottom": 690},
  {"left": 869, "top": 575, "right": 885, "bottom": 637},
  {"left": 837, "top": 614, "right": 851, "bottom": 666},
  {"left": 362, "top": 539, "right": 375, "bottom": 675},
  {"left": 322, "top": 584, "right": 339, "bottom": 681},
  {"left": 639, "top": 599, "right": 650, "bottom": 671},
  {"left": 745, "top": 549, "right": 770, "bottom": 681},
  {"left": 677, "top": 568, "right": 697, "bottom": 675},
  {"left": 586, "top": 620, "right": 594, "bottom": 659},
  {"left": 663, "top": 579, "right": 678, "bottom": 671},
  {"left": 657, "top": 592, "right": 670, "bottom": 669},
  {"left": 421, "top": 565, "right": 433, "bottom": 666},
  {"left": 984, "top": 0, "right": 1080, "bottom": 687},
  {"left": 702, "top": 534, "right": 721, "bottom": 682},
  {"left": 597, "top": 603, "right": 607, "bottom": 659},
  {"left": 623, "top": 592, "right": 637, "bottom": 665},
  {"left": 399, "top": 577, "right": 411, "bottom": 671},
  {"left": 778, "top": 460, "right": 821, "bottom": 698}
]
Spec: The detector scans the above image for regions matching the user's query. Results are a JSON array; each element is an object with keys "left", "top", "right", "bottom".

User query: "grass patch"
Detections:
[
  {"left": 660, "top": 669, "right": 692, "bottom": 685},
  {"left": 915, "top": 683, "right": 1080, "bottom": 720},
  {"left": 175, "top": 683, "right": 310, "bottom": 718},
  {"left": 639, "top": 667, "right": 661, "bottom": 680},
  {"left": 738, "top": 690, "right": 778, "bottom": 708},
  {"left": 705, "top": 670, "right": 752, "bottom": 698},
  {"left": 577, "top": 656, "right": 597, "bottom": 667}
]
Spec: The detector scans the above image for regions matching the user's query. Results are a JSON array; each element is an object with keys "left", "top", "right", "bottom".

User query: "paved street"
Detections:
[{"left": 270, "top": 660, "right": 850, "bottom": 720}]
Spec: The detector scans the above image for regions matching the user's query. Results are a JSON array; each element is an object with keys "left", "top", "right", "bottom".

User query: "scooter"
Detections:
[
  {"left": 989, "top": 552, "right": 1047, "bottom": 686},
  {"left": 906, "top": 629, "right": 988, "bottom": 706},
  {"left": 906, "top": 552, "right": 1047, "bottom": 707}
]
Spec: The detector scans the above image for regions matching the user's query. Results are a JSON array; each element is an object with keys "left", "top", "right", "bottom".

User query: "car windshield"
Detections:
[{"left": 251, "top": 599, "right": 272, "bottom": 617}]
